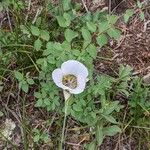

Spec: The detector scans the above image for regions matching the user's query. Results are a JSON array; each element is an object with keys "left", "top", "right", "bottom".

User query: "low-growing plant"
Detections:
[
  {"left": 129, "top": 78, "right": 150, "bottom": 126},
  {"left": 33, "top": 129, "right": 49, "bottom": 144},
  {"left": 124, "top": 0, "right": 145, "bottom": 23}
]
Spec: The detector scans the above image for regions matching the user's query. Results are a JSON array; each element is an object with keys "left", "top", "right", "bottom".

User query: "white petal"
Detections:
[
  {"left": 52, "top": 68, "right": 69, "bottom": 90},
  {"left": 69, "top": 76, "right": 86, "bottom": 94},
  {"left": 61, "top": 60, "right": 88, "bottom": 78}
]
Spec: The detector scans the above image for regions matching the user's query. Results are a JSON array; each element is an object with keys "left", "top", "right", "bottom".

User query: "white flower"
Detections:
[{"left": 52, "top": 60, "right": 88, "bottom": 94}]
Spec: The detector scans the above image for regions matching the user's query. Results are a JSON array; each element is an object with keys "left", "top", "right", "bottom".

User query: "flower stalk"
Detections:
[{"left": 59, "top": 90, "right": 71, "bottom": 150}]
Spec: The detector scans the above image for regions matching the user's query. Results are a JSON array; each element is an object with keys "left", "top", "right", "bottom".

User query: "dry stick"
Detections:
[
  {"left": 6, "top": 9, "right": 13, "bottom": 32},
  {"left": 25, "top": 0, "right": 32, "bottom": 23},
  {"left": 111, "top": 0, "right": 126, "bottom": 14},
  {"left": 81, "top": 0, "right": 89, "bottom": 13},
  {"left": 109, "top": 0, "right": 111, "bottom": 14},
  {"left": 32, "top": 7, "right": 43, "bottom": 24}
]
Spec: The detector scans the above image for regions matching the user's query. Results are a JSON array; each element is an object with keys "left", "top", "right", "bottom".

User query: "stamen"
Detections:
[{"left": 62, "top": 74, "right": 77, "bottom": 89}]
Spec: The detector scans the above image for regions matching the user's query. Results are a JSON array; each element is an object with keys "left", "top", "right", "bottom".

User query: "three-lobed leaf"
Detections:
[
  {"left": 14, "top": 71, "right": 24, "bottom": 81},
  {"left": 31, "top": 25, "right": 40, "bottom": 36},
  {"left": 124, "top": 9, "right": 134, "bottom": 23},
  {"left": 81, "top": 27, "right": 91, "bottom": 43},
  {"left": 86, "top": 44, "right": 97, "bottom": 58},
  {"left": 96, "top": 34, "right": 108, "bottom": 47},
  {"left": 107, "top": 28, "right": 121, "bottom": 40},
  {"left": 40, "top": 30, "right": 50, "bottom": 41},
  {"left": 64, "top": 29, "right": 78, "bottom": 42},
  {"left": 86, "top": 21, "right": 97, "bottom": 32},
  {"left": 34, "top": 38, "right": 42, "bottom": 51}
]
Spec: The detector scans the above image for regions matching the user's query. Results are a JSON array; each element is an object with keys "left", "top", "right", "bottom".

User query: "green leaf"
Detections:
[
  {"left": 96, "top": 125, "right": 104, "bottom": 146},
  {"left": 42, "top": 134, "right": 49, "bottom": 142},
  {"left": 31, "top": 25, "right": 40, "bottom": 36},
  {"left": 87, "top": 141, "right": 96, "bottom": 150},
  {"left": 34, "top": 38, "right": 42, "bottom": 51},
  {"left": 62, "top": 41, "right": 71, "bottom": 50},
  {"left": 86, "top": 44, "right": 97, "bottom": 58},
  {"left": 35, "top": 98, "right": 43, "bottom": 107},
  {"left": 34, "top": 92, "right": 41, "bottom": 98},
  {"left": 14, "top": 71, "right": 24, "bottom": 81},
  {"left": 81, "top": 27, "right": 91, "bottom": 43},
  {"left": 73, "top": 49, "right": 80, "bottom": 56},
  {"left": 64, "top": 29, "right": 78, "bottom": 42},
  {"left": 33, "top": 134, "right": 40, "bottom": 142},
  {"left": 103, "top": 125, "right": 121, "bottom": 136},
  {"left": 47, "top": 55, "right": 55, "bottom": 64},
  {"left": 98, "top": 21, "right": 110, "bottom": 33},
  {"left": 124, "top": 9, "right": 134, "bottom": 23},
  {"left": 44, "top": 98, "right": 50, "bottom": 105},
  {"left": 20, "top": 25, "right": 30, "bottom": 35},
  {"left": 0, "top": 5, "right": 3, "bottom": 12},
  {"left": 107, "top": 28, "right": 121, "bottom": 40},
  {"left": 119, "top": 65, "right": 132, "bottom": 81},
  {"left": 107, "top": 15, "right": 119, "bottom": 25},
  {"left": 86, "top": 21, "right": 97, "bottom": 32},
  {"left": 27, "top": 78, "right": 34, "bottom": 85},
  {"left": 0, "top": 111, "right": 4, "bottom": 117},
  {"left": 63, "top": 13, "right": 71, "bottom": 26},
  {"left": 56, "top": 16, "right": 67, "bottom": 27},
  {"left": 96, "top": 34, "right": 108, "bottom": 47},
  {"left": 40, "top": 30, "right": 50, "bottom": 41},
  {"left": 63, "top": 0, "right": 71, "bottom": 11},
  {"left": 56, "top": 13, "right": 71, "bottom": 27},
  {"left": 140, "top": 11, "right": 145, "bottom": 21},
  {"left": 102, "top": 114, "right": 118, "bottom": 124},
  {"left": 0, "top": 81, "right": 3, "bottom": 92},
  {"left": 36, "top": 58, "right": 44, "bottom": 65},
  {"left": 0, "top": 86, "right": 3, "bottom": 92},
  {"left": 43, "top": 42, "right": 54, "bottom": 56},
  {"left": 104, "top": 101, "right": 120, "bottom": 115},
  {"left": 22, "top": 83, "right": 29, "bottom": 93},
  {"left": 73, "top": 104, "right": 82, "bottom": 112},
  {"left": 137, "top": 1, "right": 142, "bottom": 8}
]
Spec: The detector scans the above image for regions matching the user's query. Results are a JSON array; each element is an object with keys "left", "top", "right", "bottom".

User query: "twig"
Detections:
[
  {"left": 66, "top": 141, "right": 81, "bottom": 147},
  {"left": 111, "top": 0, "right": 126, "bottom": 14},
  {"left": 25, "top": 0, "right": 31, "bottom": 23},
  {"left": 32, "top": 6, "right": 43, "bottom": 24},
  {"left": 81, "top": 0, "right": 89, "bottom": 13},
  {"left": 6, "top": 9, "right": 13, "bottom": 32},
  {"left": 109, "top": 0, "right": 111, "bottom": 14},
  {"left": 143, "top": 20, "right": 150, "bottom": 32}
]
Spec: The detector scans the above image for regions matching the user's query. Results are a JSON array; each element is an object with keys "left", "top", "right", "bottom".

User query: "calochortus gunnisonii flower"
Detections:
[{"left": 52, "top": 60, "right": 88, "bottom": 94}]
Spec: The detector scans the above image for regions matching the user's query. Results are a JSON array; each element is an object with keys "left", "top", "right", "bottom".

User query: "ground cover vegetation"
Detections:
[{"left": 0, "top": 0, "right": 150, "bottom": 149}]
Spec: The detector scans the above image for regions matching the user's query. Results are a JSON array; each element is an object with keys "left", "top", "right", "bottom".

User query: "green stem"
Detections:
[{"left": 59, "top": 98, "right": 69, "bottom": 150}]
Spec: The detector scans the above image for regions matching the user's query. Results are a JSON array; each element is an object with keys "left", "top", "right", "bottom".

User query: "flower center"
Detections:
[{"left": 62, "top": 74, "right": 77, "bottom": 89}]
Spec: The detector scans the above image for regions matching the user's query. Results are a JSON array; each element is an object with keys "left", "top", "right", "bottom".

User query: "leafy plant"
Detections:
[
  {"left": 129, "top": 78, "right": 150, "bottom": 126},
  {"left": 124, "top": 0, "right": 145, "bottom": 23},
  {"left": 33, "top": 129, "right": 49, "bottom": 144},
  {"left": 14, "top": 71, "right": 34, "bottom": 93}
]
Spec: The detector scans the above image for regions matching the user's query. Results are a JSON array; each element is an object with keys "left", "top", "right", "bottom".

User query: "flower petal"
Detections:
[
  {"left": 61, "top": 60, "right": 88, "bottom": 78},
  {"left": 69, "top": 76, "right": 86, "bottom": 94},
  {"left": 52, "top": 68, "right": 69, "bottom": 90}
]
